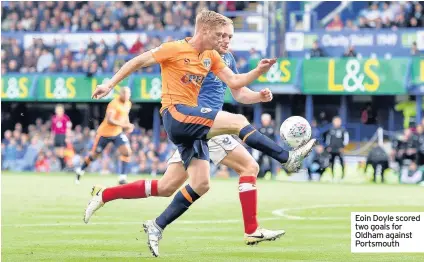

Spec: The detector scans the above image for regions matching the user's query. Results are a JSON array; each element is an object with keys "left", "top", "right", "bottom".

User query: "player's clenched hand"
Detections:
[
  {"left": 124, "top": 123, "right": 135, "bottom": 133},
  {"left": 92, "top": 84, "right": 113, "bottom": 99},
  {"left": 259, "top": 88, "right": 273, "bottom": 102},
  {"left": 256, "top": 58, "right": 277, "bottom": 74}
]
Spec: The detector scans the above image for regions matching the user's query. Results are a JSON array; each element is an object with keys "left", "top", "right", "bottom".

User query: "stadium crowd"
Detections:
[
  {"left": 1, "top": 1, "right": 249, "bottom": 32},
  {"left": 326, "top": 1, "right": 423, "bottom": 31},
  {"left": 1, "top": 118, "right": 175, "bottom": 176},
  {"left": 1, "top": 1, "right": 255, "bottom": 75}
]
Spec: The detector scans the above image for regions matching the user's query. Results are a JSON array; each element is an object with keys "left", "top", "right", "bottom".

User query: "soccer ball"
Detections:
[{"left": 280, "top": 116, "right": 312, "bottom": 149}]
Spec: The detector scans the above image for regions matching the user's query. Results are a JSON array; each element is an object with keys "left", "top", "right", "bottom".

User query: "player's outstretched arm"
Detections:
[
  {"left": 215, "top": 58, "right": 277, "bottom": 90},
  {"left": 230, "top": 87, "right": 273, "bottom": 104},
  {"left": 92, "top": 51, "right": 158, "bottom": 99}
]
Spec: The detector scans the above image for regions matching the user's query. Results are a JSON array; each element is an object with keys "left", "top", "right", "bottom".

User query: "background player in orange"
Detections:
[
  {"left": 89, "top": 10, "right": 316, "bottom": 257},
  {"left": 75, "top": 87, "right": 133, "bottom": 185}
]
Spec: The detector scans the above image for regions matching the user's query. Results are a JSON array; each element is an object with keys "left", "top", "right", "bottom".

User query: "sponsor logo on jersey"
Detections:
[
  {"left": 203, "top": 58, "right": 211, "bottom": 69},
  {"left": 200, "top": 107, "right": 212, "bottom": 113},
  {"left": 181, "top": 73, "right": 205, "bottom": 85}
]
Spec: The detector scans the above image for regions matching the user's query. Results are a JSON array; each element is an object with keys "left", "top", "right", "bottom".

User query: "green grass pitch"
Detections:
[{"left": 2, "top": 172, "right": 424, "bottom": 261}]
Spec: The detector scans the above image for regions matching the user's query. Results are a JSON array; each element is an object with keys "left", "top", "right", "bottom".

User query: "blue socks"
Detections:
[
  {"left": 239, "top": 125, "right": 289, "bottom": 163},
  {"left": 155, "top": 184, "right": 200, "bottom": 230}
]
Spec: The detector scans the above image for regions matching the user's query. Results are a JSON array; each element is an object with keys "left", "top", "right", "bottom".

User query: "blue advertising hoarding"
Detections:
[{"left": 285, "top": 29, "right": 423, "bottom": 58}]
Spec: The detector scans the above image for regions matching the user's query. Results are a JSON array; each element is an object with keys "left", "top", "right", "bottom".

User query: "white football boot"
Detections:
[
  {"left": 284, "top": 139, "right": 317, "bottom": 173},
  {"left": 244, "top": 227, "right": 286, "bottom": 245},
  {"left": 142, "top": 220, "right": 163, "bottom": 257},
  {"left": 83, "top": 185, "right": 105, "bottom": 224}
]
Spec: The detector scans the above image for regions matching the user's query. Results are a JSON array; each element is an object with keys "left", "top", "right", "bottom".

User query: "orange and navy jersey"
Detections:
[
  {"left": 97, "top": 97, "right": 132, "bottom": 137},
  {"left": 151, "top": 38, "right": 227, "bottom": 112}
]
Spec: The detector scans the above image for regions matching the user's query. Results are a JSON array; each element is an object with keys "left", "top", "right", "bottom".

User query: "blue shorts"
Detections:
[
  {"left": 162, "top": 104, "right": 219, "bottom": 169},
  {"left": 91, "top": 132, "right": 129, "bottom": 154}
]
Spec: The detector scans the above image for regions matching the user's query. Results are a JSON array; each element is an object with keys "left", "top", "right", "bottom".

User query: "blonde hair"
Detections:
[{"left": 195, "top": 9, "right": 232, "bottom": 32}]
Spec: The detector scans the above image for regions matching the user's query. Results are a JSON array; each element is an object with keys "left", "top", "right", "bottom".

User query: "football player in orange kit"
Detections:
[
  {"left": 87, "top": 10, "right": 316, "bottom": 257},
  {"left": 75, "top": 87, "right": 133, "bottom": 185}
]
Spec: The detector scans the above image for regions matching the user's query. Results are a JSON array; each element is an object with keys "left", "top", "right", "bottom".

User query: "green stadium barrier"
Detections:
[
  {"left": 1, "top": 74, "right": 36, "bottom": 101},
  {"left": 1, "top": 73, "right": 235, "bottom": 103},
  {"left": 2, "top": 58, "right": 423, "bottom": 101},
  {"left": 248, "top": 58, "right": 299, "bottom": 85},
  {"left": 302, "top": 58, "right": 409, "bottom": 95},
  {"left": 411, "top": 57, "right": 424, "bottom": 86}
]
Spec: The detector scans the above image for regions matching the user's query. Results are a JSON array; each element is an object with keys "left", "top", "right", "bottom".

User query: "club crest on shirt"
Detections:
[
  {"left": 203, "top": 58, "right": 211, "bottom": 69},
  {"left": 200, "top": 107, "right": 212, "bottom": 114}
]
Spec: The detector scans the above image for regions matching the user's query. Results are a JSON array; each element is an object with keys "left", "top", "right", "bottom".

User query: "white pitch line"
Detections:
[{"left": 272, "top": 203, "right": 424, "bottom": 220}]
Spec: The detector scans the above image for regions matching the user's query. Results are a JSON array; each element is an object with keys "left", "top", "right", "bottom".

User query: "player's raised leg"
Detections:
[
  {"left": 217, "top": 138, "right": 285, "bottom": 244},
  {"left": 83, "top": 156, "right": 189, "bottom": 224},
  {"left": 207, "top": 111, "right": 316, "bottom": 172}
]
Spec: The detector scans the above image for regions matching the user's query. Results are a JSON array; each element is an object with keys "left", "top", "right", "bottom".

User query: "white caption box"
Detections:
[{"left": 351, "top": 212, "right": 424, "bottom": 253}]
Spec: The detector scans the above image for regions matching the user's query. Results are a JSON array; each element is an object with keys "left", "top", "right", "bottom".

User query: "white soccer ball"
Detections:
[{"left": 280, "top": 116, "right": 312, "bottom": 149}]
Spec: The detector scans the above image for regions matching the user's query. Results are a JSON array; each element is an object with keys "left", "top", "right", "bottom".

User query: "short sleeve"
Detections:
[
  {"left": 151, "top": 42, "right": 176, "bottom": 64},
  {"left": 210, "top": 50, "right": 227, "bottom": 75}
]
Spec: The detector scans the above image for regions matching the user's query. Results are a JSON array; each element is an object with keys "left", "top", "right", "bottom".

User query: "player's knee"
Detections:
[
  {"left": 227, "top": 114, "right": 250, "bottom": 134},
  {"left": 158, "top": 183, "right": 178, "bottom": 197},
  {"left": 192, "top": 180, "right": 210, "bottom": 195},
  {"left": 235, "top": 114, "right": 250, "bottom": 129},
  {"left": 239, "top": 161, "right": 260, "bottom": 177}
]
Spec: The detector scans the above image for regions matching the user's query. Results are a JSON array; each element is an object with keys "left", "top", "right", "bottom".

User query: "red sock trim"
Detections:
[
  {"left": 151, "top": 180, "right": 158, "bottom": 196},
  {"left": 239, "top": 176, "right": 256, "bottom": 184}
]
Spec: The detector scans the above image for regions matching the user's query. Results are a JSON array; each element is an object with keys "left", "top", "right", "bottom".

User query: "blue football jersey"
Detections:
[{"left": 198, "top": 52, "right": 238, "bottom": 110}]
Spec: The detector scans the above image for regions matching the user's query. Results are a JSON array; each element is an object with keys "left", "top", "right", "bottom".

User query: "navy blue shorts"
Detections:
[
  {"left": 91, "top": 132, "right": 129, "bottom": 154},
  {"left": 162, "top": 104, "right": 219, "bottom": 169}
]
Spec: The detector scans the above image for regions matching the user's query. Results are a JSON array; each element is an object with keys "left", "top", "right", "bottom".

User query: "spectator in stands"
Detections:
[
  {"left": 343, "top": 45, "right": 357, "bottom": 58},
  {"left": 382, "top": 17, "right": 393, "bottom": 28},
  {"left": 365, "top": 2, "right": 381, "bottom": 27},
  {"left": 345, "top": 19, "right": 358, "bottom": 30},
  {"left": 35, "top": 152, "right": 50, "bottom": 172},
  {"left": 413, "top": 3, "right": 423, "bottom": 27},
  {"left": 358, "top": 16, "right": 370, "bottom": 29},
  {"left": 409, "top": 17, "right": 419, "bottom": 28},
  {"left": 394, "top": 13, "right": 408, "bottom": 28},
  {"left": 381, "top": 2, "right": 395, "bottom": 22},
  {"left": 2, "top": 130, "right": 12, "bottom": 145},
  {"left": 36, "top": 48, "right": 53, "bottom": 72},
  {"left": 7, "top": 60, "right": 19, "bottom": 73},
  {"left": 21, "top": 49, "right": 37, "bottom": 73},
  {"left": 129, "top": 35, "right": 144, "bottom": 54},
  {"left": 326, "top": 14, "right": 343, "bottom": 31},
  {"left": 310, "top": 40, "right": 325, "bottom": 58}
]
